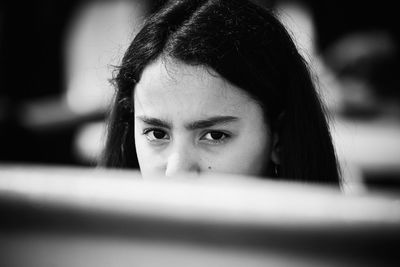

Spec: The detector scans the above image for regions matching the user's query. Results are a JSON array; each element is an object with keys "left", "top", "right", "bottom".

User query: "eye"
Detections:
[
  {"left": 143, "top": 129, "right": 169, "bottom": 142},
  {"left": 201, "top": 131, "right": 230, "bottom": 144}
]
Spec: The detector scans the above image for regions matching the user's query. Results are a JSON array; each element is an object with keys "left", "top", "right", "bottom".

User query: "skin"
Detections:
[{"left": 134, "top": 58, "right": 275, "bottom": 178}]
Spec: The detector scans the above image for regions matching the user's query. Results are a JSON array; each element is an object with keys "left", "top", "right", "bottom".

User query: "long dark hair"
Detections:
[{"left": 101, "top": 0, "right": 341, "bottom": 184}]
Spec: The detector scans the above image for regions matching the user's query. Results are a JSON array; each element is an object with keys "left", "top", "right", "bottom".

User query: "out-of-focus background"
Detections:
[{"left": 1, "top": 0, "right": 400, "bottom": 194}]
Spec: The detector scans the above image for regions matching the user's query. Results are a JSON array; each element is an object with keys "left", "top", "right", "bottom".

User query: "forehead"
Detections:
[{"left": 134, "top": 58, "right": 260, "bottom": 120}]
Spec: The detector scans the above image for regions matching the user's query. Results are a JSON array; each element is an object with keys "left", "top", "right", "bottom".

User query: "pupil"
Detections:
[
  {"left": 210, "top": 132, "right": 223, "bottom": 140},
  {"left": 153, "top": 130, "right": 165, "bottom": 139}
]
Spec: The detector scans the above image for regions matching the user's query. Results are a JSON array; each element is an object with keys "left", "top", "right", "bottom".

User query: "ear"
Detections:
[
  {"left": 270, "top": 131, "right": 280, "bottom": 165},
  {"left": 270, "top": 112, "right": 284, "bottom": 165}
]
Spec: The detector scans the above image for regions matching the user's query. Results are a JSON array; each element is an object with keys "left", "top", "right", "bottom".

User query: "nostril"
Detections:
[{"left": 165, "top": 165, "right": 201, "bottom": 177}]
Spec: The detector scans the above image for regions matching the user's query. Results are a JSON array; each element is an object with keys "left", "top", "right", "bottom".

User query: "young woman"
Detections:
[{"left": 102, "top": 0, "right": 340, "bottom": 184}]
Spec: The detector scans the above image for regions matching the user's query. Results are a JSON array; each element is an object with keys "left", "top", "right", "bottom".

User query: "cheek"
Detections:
[
  {"left": 134, "top": 126, "right": 161, "bottom": 175},
  {"left": 206, "top": 134, "right": 271, "bottom": 176}
]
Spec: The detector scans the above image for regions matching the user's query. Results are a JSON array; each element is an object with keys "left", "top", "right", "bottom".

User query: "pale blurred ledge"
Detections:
[
  {"left": 0, "top": 164, "right": 399, "bottom": 267},
  {"left": 332, "top": 116, "right": 400, "bottom": 195}
]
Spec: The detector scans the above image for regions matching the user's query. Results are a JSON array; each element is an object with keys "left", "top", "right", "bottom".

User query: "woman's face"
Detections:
[{"left": 134, "top": 58, "right": 273, "bottom": 178}]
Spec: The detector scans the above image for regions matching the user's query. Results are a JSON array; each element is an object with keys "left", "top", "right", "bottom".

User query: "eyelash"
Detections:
[
  {"left": 200, "top": 131, "right": 230, "bottom": 144},
  {"left": 142, "top": 128, "right": 231, "bottom": 145},
  {"left": 142, "top": 128, "right": 169, "bottom": 143}
]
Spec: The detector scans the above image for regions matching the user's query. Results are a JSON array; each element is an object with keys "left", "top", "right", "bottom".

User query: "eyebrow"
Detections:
[
  {"left": 136, "top": 116, "right": 172, "bottom": 129},
  {"left": 186, "top": 116, "right": 239, "bottom": 130},
  {"left": 136, "top": 116, "right": 239, "bottom": 130}
]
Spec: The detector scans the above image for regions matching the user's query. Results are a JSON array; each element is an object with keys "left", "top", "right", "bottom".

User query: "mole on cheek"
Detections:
[{"left": 208, "top": 166, "right": 212, "bottom": 170}]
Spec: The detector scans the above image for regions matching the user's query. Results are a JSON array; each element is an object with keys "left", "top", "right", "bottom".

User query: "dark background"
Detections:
[{"left": 1, "top": 0, "right": 399, "bottom": 170}]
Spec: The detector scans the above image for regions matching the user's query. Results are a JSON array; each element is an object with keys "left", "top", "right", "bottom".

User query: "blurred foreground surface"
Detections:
[{"left": 0, "top": 165, "right": 399, "bottom": 267}]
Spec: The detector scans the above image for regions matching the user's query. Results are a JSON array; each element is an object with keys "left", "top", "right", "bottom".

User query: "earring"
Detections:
[{"left": 274, "top": 164, "right": 280, "bottom": 177}]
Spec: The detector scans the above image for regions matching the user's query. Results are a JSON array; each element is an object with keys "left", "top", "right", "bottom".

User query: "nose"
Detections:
[{"left": 165, "top": 146, "right": 201, "bottom": 177}]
